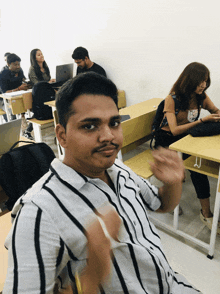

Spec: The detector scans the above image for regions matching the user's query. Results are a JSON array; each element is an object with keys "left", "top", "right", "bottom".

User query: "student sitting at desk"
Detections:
[
  {"left": 72, "top": 46, "right": 107, "bottom": 77},
  {"left": 28, "top": 49, "right": 56, "bottom": 86},
  {"left": 154, "top": 62, "right": 220, "bottom": 233},
  {"left": 0, "top": 54, "right": 32, "bottom": 138}
]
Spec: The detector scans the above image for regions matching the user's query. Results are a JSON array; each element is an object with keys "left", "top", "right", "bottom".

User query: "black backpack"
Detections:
[
  {"left": 0, "top": 141, "right": 55, "bottom": 210},
  {"left": 150, "top": 95, "right": 202, "bottom": 149},
  {"left": 32, "top": 81, "right": 55, "bottom": 120}
]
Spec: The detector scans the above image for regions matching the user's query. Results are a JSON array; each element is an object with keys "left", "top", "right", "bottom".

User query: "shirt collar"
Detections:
[{"left": 50, "top": 158, "right": 121, "bottom": 191}]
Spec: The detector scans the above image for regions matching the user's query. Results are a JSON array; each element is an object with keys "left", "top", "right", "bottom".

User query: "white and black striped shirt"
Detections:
[{"left": 3, "top": 159, "right": 201, "bottom": 294}]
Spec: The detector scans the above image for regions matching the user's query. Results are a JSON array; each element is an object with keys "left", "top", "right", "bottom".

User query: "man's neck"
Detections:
[{"left": 86, "top": 60, "right": 94, "bottom": 69}]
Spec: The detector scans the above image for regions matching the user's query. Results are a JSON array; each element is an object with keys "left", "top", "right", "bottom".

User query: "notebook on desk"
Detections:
[
  {"left": 51, "top": 63, "right": 73, "bottom": 88},
  {"left": 0, "top": 119, "right": 22, "bottom": 155}
]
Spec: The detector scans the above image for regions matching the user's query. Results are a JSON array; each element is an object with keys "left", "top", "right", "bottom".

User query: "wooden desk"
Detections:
[
  {"left": 0, "top": 91, "right": 32, "bottom": 121},
  {"left": 0, "top": 212, "right": 11, "bottom": 292},
  {"left": 170, "top": 134, "right": 220, "bottom": 258},
  {"left": 119, "top": 98, "right": 162, "bottom": 118}
]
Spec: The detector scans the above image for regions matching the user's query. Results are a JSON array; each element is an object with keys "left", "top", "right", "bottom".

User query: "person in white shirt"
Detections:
[{"left": 3, "top": 72, "right": 201, "bottom": 294}]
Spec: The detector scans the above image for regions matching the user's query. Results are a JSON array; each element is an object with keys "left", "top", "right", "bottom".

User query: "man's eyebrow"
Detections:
[{"left": 80, "top": 115, "right": 121, "bottom": 123}]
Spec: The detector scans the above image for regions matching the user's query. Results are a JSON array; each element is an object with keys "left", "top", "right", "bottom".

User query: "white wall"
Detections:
[{"left": 1, "top": 0, "right": 220, "bottom": 108}]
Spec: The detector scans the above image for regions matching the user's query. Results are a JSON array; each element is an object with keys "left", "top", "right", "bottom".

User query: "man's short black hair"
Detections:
[
  {"left": 71, "top": 47, "right": 90, "bottom": 60},
  {"left": 56, "top": 72, "right": 118, "bottom": 129},
  {"left": 4, "top": 52, "right": 11, "bottom": 58},
  {"left": 7, "top": 53, "right": 21, "bottom": 65}
]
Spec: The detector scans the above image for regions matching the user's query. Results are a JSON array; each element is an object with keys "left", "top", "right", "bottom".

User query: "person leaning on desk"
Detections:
[
  {"left": 28, "top": 48, "right": 56, "bottom": 86},
  {"left": 0, "top": 53, "right": 33, "bottom": 138},
  {"left": 154, "top": 62, "right": 220, "bottom": 233}
]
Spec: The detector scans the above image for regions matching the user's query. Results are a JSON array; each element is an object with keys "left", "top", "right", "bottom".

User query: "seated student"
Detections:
[
  {"left": 154, "top": 62, "right": 220, "bottom": 233},
  {"left": 4, "top": 72, "right": 202, "bottom": 294},
  {"left": 28, "top": 49, "right": 56, "bottom": 86},
  {"left": 0, "top": 53, "right": 33, "bottom": 138},
  {"left": 72, "top": 46, "right": 107, "bottom": 77}
]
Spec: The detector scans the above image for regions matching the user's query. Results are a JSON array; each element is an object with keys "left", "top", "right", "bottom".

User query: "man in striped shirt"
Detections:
[{"left": 3, "top": 72, "right": 202, "bottom": 293}]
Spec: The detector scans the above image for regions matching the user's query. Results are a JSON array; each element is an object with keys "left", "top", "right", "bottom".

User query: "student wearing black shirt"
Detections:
[
  {"left": 0, "top": 54, "right": 33, "bottom": 139},
  {"left": 72, "top": 47, "right": 106, "bottom": 77}
]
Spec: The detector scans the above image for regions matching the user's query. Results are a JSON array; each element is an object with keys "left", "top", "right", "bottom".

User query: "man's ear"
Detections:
[{"left": 55, "top": 124, "right": 67, "bottom": 148}]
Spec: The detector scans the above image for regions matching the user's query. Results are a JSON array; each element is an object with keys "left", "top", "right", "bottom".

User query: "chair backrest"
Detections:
[{"left": 117, "top": 90, "right": 126, "bottom": 109}]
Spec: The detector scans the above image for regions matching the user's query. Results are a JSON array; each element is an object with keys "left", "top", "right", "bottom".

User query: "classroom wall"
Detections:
[{"left": 1, "top": 0, "right": 220, "bottom": 109}]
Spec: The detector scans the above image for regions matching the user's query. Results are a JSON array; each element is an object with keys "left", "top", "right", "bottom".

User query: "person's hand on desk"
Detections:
[
  {"left": 19, "top": 83, "right": 29, "bottom": 91},
  {"left": 201, "top": 113, "right": 220, "bottom": 123}
]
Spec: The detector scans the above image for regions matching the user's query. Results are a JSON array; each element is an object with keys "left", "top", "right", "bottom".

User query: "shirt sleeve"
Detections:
[{"left": 3, "top": 202, "right": 66, "bottom": 294}]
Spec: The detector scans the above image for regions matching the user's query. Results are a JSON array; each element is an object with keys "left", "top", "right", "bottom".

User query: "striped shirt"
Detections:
[{"left": 3, "top": 159, "right": 201, "bottom": 294}]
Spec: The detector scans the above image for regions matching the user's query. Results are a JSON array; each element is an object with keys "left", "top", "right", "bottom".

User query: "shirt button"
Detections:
[
  {"left": 150, "top": 246, "right": 154, "bottom": 250},
  {"left": 133, "top": 221, "right": 136, "bottom": 226}
]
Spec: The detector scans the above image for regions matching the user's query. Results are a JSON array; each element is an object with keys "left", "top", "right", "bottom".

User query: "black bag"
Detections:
[
  {"left": 188, "top": 122, "right": 220, "bottom": 137},
  {"left": 0, "top": 141, "right": 55, "bottom": 210},
  {"left": 150, "top": 95, "right": 181, "bottom": 148},
  {"left": 150, "top": 95, "right": 203, "bottom": 148},
  {"left": 32, "top": 81, "right": 55, "bottom": 120}
]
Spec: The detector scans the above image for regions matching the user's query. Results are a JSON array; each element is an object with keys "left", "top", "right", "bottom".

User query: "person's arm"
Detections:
[
  {"left": 149, "top": 148, "right": 185, "bottom": 213},
  {"left": 202, "top": 94, "right": 220, "bottom": 116},
  {"left": 3, "top": 203, "right": 62, "bottom": 293},
  {"left": 165, "top": 111, "right": 203, "bottom": 136},
  {"left": 73, "top": 207, "right": 121, "bottom": 294},
  {"left": 5, "top": 83, "right": 28, "bottom": 93}
]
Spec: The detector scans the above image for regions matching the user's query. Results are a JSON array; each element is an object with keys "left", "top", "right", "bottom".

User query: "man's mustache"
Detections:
[{"left": 93, "top": 142, "right": 119, "bottom": 153}]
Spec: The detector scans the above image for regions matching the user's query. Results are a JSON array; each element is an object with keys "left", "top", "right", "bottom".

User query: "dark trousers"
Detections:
[{"left": 155, "top": 130, "right": 210, "bottom": 200}]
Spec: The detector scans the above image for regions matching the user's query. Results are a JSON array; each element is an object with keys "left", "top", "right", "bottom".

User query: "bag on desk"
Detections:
[
  {"left": 0, "top": 141, "right": 55, "bottom": 210},
  {"left": 188, "top": 122, "right": 220, "bottom": 137}
]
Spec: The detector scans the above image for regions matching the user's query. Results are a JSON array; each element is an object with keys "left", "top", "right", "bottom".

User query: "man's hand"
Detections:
[
  {"left": 81, "top": 206, "right": 121, "bottom": 294},
  {"left": 149, "top": 147, "right": 185, "bottom": 185},
  {"left": 150, "top": 148, "right": 185, "bottom": 213},
  {"left": 19, "top": 83, "right": 28, "bottom": 90}
]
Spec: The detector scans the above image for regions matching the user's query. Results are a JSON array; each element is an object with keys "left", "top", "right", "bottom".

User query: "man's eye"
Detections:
[
  {"left": 84, "top": 124, "right": 96, "bottom": 130},
  {"left": 111, "top": 121, "right": 120, "bottom": 127}
]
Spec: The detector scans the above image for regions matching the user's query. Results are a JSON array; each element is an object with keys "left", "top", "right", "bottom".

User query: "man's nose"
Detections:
[{"left": 99, "top": 126, "right": 114, "bottom": 142}]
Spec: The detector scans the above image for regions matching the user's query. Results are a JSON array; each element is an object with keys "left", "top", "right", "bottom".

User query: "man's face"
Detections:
[
  {"left": 74, "top": 58, "right": 87, "bottom": 69},
  {"left": 57, "top": 94, "right": 123, "bottom": 178},
  {"left": 8, "top": 61, "right": 20, "bottom": 73}
]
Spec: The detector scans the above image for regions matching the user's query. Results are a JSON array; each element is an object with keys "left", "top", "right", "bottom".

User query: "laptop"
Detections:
[
  {"left": 0, "top": 119, "right": 22, "bottom": 155},
  {"left": 51, "top": 63, "right": 73, "bottom": 88}
]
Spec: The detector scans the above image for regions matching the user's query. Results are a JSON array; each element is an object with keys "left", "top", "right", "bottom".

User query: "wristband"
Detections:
[
  {"left": 200, "top": 118, "right": 204, "bottom": 123},
  {"left": 75, "top": 271, "right": 83, "bottom": 294}
]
